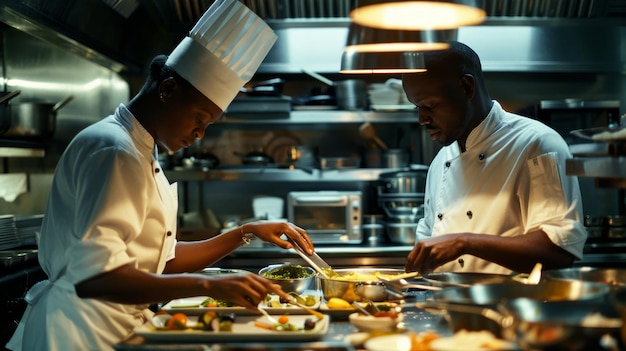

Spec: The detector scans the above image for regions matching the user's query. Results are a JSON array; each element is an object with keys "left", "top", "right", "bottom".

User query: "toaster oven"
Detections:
[{"left": 287, "top": 191, "right": 362, "bottom": 244}]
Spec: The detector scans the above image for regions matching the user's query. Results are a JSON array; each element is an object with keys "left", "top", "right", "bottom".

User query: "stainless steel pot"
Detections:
[
  {"left": 319, "top": 268, "right": 405, "bottom": 302},
  {"left": 543, "top": 266, "right": 626, "bottom": 287},
  {"left": 378, "top": 168, "right": 428, "bottom": 194},
  {"left": 0, "top": 90, "right": 21, "bottom": 135},
  {"left": 3, "top": 95, "right": 73, "bottom": 139}
]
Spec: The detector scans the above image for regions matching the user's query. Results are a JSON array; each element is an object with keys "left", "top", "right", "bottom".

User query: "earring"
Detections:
[{"left": 159, "top": 93, "right": 165, "bottom": 101}]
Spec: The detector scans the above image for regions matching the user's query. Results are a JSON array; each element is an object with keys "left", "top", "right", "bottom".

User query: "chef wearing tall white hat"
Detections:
[{"left": 6, "top": 1, "right": 315, "bottom": 350}]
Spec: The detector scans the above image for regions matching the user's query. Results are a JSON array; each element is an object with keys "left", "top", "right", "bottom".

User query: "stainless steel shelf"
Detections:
[
  {"left": 219, "top": 110, "right": 417, "bottom": 125},
  {"left": 166, "top": 168, "right": 398, "bottom": 182},
  {"left": 566, "top": 157, "right": 626, "bottom": 187}
]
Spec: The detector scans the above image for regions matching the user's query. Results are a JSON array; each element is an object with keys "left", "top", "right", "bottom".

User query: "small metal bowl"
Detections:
[{"left": 258, "top": 263, "right": 316, "bottom": 294}]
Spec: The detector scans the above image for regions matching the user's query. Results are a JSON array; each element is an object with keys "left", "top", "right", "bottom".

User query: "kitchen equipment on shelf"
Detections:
[
  {"left": 0, "top": 90, "right": 20, "bottom": 135},
  {"left": 362, "top": 214, "right": 387, "bottom": 246},
  {"left": 287, "top": 191, "right": 362, "bottom": 244},
  {"left": 240, "top": 78, "right": 284, "bottom": 97},
  {"left": 359, "top": 122, "right": 388, "bottom": 150},
  {"left": 233, "top": 150, "right": 274, "bottom": 166},
  {"left": 3, "top": 95, "right": 73, "bottom": 139},
  {"left": 252, "top": 196, "right": 284, "bottom": 220},
  {"left": 301, "top": 69, "right": 367, "bottom": 111},
  {"left": 225, "top": 95, "right": 291, "bottom": 119},
  {"left": 382, "top": 148, "right": 409, "bottom": 168}
]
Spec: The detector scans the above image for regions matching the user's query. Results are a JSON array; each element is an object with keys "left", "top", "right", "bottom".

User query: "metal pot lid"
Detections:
[{"left": 379, "top": 168, "right": 428, "bottom": 179}]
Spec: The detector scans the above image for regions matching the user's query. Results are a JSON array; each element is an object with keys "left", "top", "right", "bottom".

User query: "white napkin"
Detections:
[{"left": 0, "top": 173, "right": 28, "bottom": 202}]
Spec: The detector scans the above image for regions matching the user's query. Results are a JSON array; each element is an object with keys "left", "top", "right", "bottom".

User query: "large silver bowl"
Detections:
[
  {"left": 422, "top": 272, "right": 516, "bottom": 287},
  {"left": 319, "top": 267, "right": 406, "bottom": 302},
  {"left": 258, "top": 263, "right": 316, "bottom": 294}
]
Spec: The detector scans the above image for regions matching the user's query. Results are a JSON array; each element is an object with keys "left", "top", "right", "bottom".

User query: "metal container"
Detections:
[
  {"left": 258, "top": 263, "right": 316, "bottom": 294},
  {"left": 3, "top": 95, "right": 73, "bottom": 139},
  {"left": 382, "top": 148, "right": 409, "bottom": 168},
  {"left": 422, "top": 272, "right": 515, "bottom": 288},
  {"left": 378, "top": 168, "right": 428, "bottom": 194},
  {"left": 385, "top": 222, "right": 417, "bottom": 245},
  {"left": 319, "top": 268, "right": 405, "bottom": 302},
  {"left": 0, "top": 90, "right": 21, "bottom": 134},
  {"left": 433, "top": 280, "right": 612, "bottom": 337},
  {"left": 334, "top": 79, "right": 367, "bottom": 111},
  {"left": 543, "top": 267, "right": 626, "bottom": 287}
]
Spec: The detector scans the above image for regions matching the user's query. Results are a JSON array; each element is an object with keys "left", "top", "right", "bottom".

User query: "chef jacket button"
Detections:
[
  {"left": 155, "top": 168, "right": 161, "bottom": 173},
  {"left": 437, "top": 213, "right": 443, "bottom": 220},
  {"left": 466, "top": 211, "right": 473, "bottom": 219},
  {"left": 458, "top": 258, "right": 465, "bottom": 267},
  {"left": 478, "top": 153, "right": 485, "bottom": 160},
  {"left": 166, "top": 231, "right": 172, "bottom": 237},
  {"left": 445, "top": 161, "right": 451, "bottom": 167}
]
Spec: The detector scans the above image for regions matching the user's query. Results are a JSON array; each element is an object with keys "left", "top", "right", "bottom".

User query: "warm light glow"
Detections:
[
  {"left": 351, "top": 1, "right": 486, "bottom": 30},
  {"left": 340, "top": 50, "right": 428, "bottom": 74},
  {"left": 346, "top": 42, "right": 450, "bottom": 53}
]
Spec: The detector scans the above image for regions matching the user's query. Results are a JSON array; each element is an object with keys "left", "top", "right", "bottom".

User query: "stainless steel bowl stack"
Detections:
[{"left": 377, "top": 167, "right": 427, "bottom": 245}]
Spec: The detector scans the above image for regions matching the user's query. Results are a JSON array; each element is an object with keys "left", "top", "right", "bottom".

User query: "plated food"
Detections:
[
  {"left": 134, "top": 313, "right": 330, "bottom": 342},
  {"left": 162, "top": 293, "right": 321, "bottom": 315}
]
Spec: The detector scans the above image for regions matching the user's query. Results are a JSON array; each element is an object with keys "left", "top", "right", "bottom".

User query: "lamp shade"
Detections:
[
  {"left": 350, "top": 0, "right": 486, "bottom": 30},
  {"left": 340, "top": 23, "right": 457, "bottom": 74},
  {"left": 340, "top": 50, "right": 427, "bottom": 74},
  {"left": 344, "top": 23, "right": 457, "bottom": 53}
]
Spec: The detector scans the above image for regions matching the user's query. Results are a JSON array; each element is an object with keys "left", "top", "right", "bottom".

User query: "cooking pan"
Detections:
[
  {"left": 418, "top": 297, "right": 622, "bottom": 351},
  {"left": 543, "top": 266, "right": 626, "bottom": 287},
  {"left": 233, "top": 150, "right": 274, "bottom": 166},
  {"left": 3, "top": 95, "right": 73, "bottom": 139},
  {"left": 318, "top": 268, "right": 406, "bottom": 302},
  {"left": 422, "top": 272, "right": 518, "bottom": 288},
  {"left": 432, "top": 280, "right": 612, "bottom": 337},
  {"left": 0, "top": 90, "right": 21, "bottom": 135}
]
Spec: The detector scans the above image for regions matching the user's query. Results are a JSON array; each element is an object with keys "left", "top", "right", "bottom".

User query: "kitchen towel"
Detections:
[{"left": 0, "top": 173, "right": 28, "bottom": 202}]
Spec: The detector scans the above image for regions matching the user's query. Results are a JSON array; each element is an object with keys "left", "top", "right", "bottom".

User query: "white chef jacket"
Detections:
[
  {"left": 7, "top": 104, "right": 178, "bottom": 351},
  {"left": 416, "top": 101, "right": 586, "bottom": 275}
]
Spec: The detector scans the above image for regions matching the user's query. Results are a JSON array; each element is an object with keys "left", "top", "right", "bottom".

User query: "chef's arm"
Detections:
[
  {"left": 463, "top": 229, "right": 575, "bottom": 273},
  {"left": 75, "top": 264, "right": 287, "bottom": 306},
  {"left": 164, "top": 221, "right": 314, "bottom": 274},
  {"left": 407, "top": 229, "right": 575, "bottom": 274}
]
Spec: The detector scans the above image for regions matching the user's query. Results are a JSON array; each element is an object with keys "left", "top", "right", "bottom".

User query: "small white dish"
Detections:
[
  {"left": 365, "top": 334, "right": 412, "bottom": 351},
  {"left": 349, "top": 312, "right": 404, "bottom": 332}
]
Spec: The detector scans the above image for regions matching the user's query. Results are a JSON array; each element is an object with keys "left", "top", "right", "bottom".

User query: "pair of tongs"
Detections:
[{"left": 290, "top": 240, "right": 333, "bottom": 279}]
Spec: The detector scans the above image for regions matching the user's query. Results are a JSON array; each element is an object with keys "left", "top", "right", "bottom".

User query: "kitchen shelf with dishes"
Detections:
[{"left": 0, "top": 139, "right": 46, "bottom": 158}]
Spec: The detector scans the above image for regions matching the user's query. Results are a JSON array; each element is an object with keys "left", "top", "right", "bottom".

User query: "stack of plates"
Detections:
[
  {"left": 0, "top": 215, "right": 19, "bottom": 250},
  {"left": 367, "top": 81, "right": 414, "bottom": 111},
  {"left": 15, "top": 214, "right": 43, "bottom": 246}
]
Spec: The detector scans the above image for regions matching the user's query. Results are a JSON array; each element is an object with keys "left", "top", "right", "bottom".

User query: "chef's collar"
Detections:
[
  {"left": 115, "top": 104, "right": 155, "bottom": 158},
  {"left": 464, "top": 100, "right": 503, "bottom": 151}
]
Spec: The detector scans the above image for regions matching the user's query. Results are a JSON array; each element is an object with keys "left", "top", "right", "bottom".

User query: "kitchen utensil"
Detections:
[
  {"left": 385, "top": 221, "right": 418, "bottom": 245},
  {"left": 382, "top": 148, "right": 409, "bottom": 168},
  {"left": 290, "top": 243, "right": 333, "bottom": 280},
  {"left": 287, "top": 297, "right": 325, "bottom": 320},
  {"left": 359, "top": 123, "right": 388, "bottom": 150},
  {"left": 256, "top": 306, "right": 280, "bottom": 324},
  {"left": 351, "top": 301, "right": 373, "bottom": 316},
  {"left": 417, "top": 297, "right": 622, "bottom": 351},
  {"left": 377, "top": 275, "right": 442, "bottom": 294},
  {"left": 3, "top": 95, "right": 73, "bottom": 138}
]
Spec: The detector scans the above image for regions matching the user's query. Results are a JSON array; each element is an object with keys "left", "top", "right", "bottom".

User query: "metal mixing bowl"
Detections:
[
  {"left": 258, "top": 263, "right": 316, "bottom": 294},
  {"left": 543, "top": 266, "right": 626, "bottom": 287}
]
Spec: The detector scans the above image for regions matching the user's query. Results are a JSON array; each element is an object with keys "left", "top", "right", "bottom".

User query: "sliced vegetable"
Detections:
[{"left": 166, "top": 313, "right": 188, "bottom": 330}]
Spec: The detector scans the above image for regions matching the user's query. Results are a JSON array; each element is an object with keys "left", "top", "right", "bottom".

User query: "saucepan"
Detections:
[
  {"left": 432, "top": 280, "right": 612, "bottom": 337},
  {"left": 3, "top": 95, "right": 73, "bottom": 139},
  {"left": 418, "top": 297, "right": 623, "bottom": 351},
  {"left": 0, "top": 90, "right": 21, "bottom": 135}
]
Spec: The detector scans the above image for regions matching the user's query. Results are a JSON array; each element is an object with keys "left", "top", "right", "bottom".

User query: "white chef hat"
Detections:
[{"left": 166, "top": 0, "right": 277, "bottom": 111}]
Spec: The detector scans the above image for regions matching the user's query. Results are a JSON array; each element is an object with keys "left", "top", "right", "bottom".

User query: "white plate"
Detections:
[
  {"left": 365, "top": 334, "right": 413, "bottom": 351},
  {"left": 429, "top": 333, "right": 520, "bottom": 351},
  {"left": 134, "top": 314, "right": 329, "bottom": 342},
  {"left": 162, "top": 295, "right": 321, "bottom": 316}
]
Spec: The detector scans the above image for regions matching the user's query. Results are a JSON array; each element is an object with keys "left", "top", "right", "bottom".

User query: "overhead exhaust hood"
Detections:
[{"left": 0, "top": 0, "right": 624, "bottom": 74}]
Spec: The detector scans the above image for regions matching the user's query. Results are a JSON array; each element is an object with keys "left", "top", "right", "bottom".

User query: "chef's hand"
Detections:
[
  {"left": 405, "top": 234, "right": 466, "bottom": 273},
  {"left": 243, "top": 221, "right": 314, "bottom": 255},
  {"left": 202, "top": 271, "right": 288, "bottom": 309}
]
